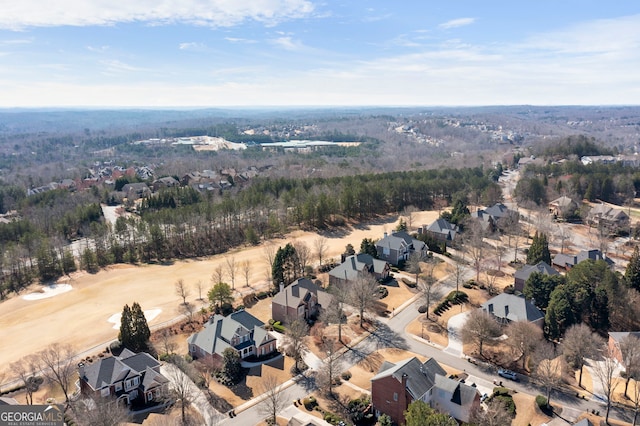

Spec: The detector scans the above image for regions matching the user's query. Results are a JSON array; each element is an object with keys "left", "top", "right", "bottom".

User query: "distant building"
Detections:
[
  {"left": 375, "top": 231, "right": 428, "bottom": 266},
  {"left": 481, "top": 293, "right": 544, "bottom": 328},
  {"left": 514, "top": 261, "right": 559, "bottom": 292}
]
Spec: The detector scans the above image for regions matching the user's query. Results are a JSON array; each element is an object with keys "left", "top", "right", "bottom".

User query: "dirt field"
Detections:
[{"left": 0, "top": 210, "right": 439, "bottom": 385}]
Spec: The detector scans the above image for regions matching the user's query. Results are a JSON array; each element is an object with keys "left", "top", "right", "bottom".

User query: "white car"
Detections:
[{"left": 498, "top": 369, "right": 518, "bottom": 381}]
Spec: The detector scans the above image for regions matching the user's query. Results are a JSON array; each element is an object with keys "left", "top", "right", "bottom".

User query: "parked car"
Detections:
[
  {"left": 498, "top": 368, "right": 518, "bottom": 381},
  {"left": 480, "top": 393, "right": 489, "bottom": 403}
]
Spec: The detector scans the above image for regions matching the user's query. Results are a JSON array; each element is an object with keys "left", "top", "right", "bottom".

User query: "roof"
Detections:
[
  {"left": 481, "top": 293, "right": 544, "bottom": 323},
  {"left": 484, "top": 203, "right": 511, "bottom": 219},
  {"left": 371, "top": 357, "right": 446, "bottom": 400},
  {"left": 514, "top": 261, "right": 558, "bottom": 281},
  {"left": 273, "top": 278, "right": 326, "bottom": 310},
  {"left": 81, "top": 351, "right": 162, "bottom": 391},
  {"left": 549, "top": 195, "right": 577, "bottom": 209},
  {"left": 426, "top": 218, "right": 458, "bottom": 240},
  {"left": 188, "top": 310, "right": 276, "bottom": 357},
  {"left": 328, "top": 254, "right": 388, "bottom": 281},
  {"left": 433, "top": 374, "right": 479, "bottom": 407},
  {"left": 376, "top": 231, "right": 427, "bottom": 253},
  {"left": 608, "top": 331, "right": 640, "bottom": 344},
  {"left": 552, "top": 249, "right": 613, "bottom": 268}
]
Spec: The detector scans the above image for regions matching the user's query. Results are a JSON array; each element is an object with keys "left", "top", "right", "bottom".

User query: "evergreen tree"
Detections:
[
  {"left": 523, "top": 273, "right": 565, "bottom": 309},
  {"left": 396, "top": 218, "right": 407, "bottom": 231},
  {"left": 404, "top": 400, "right": 457, "bottom": 426},
  {"left": 272, "top": 243, "right": 299, "bottom": 287},
  {"left": 360, "top": 238, "right": 378, "bottom": 258},
  {"left": 222, "top": 347, "right": 241, "bottom": 383},
  {"left": 119, "top": 304, "right": 133, "bottom": 349},
  {"left": 544, "top": 285, "right": 575, "bottom": 340},
  {"left": 208, "top": 282, "right": 234, "bottom": 312},
  {"left": 119, "top": 302, "right": 150, "bottom": 352},
  {"left": 625, "top": 247, "right": 640, "bottom": 291},
  {"left": 526, "top": 232, "right": 551, "bottom": 265}
]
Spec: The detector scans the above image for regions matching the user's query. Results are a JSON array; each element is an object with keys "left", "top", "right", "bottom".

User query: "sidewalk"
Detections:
[{"left": 444, "top": 311, "right": 469, "bottom": 357}]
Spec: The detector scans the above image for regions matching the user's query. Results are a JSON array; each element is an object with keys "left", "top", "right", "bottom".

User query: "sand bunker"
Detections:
[
  {"left": 23, "top": 284, "right": 73, "bottom": 301},
  {"left": 107, "top": 308, "right": 162, "bottom": 330}
]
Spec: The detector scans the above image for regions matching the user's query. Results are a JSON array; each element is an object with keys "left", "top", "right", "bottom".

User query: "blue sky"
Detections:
[{"left": 0, "top": 1, "right": 638, "bottom": 107}]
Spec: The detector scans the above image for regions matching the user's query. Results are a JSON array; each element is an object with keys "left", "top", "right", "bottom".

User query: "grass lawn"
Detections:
[
  {"left": 207, "top": 355, "right": 295, "bottom": 409},
  {"left": 511, "top": 392, "right": 551, "bottom": 426},
  {"left": 379, "top": 278, "right": 416, "bottom": 313},
  {"left": 245, "top": 296, "right": 274, "bottom": 324}
]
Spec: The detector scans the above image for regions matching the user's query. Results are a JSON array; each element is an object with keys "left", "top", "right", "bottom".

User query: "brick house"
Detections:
[
  {"left": 328, "top": 254, "right": 390, "bottom": 287},
  {"left": 513, "top": 261, "right": 559, "bottom": 292},
  {"left": 608, "top": 332, "right": 640, "bottom": 364},
  {"left": 78, "top": 349, "right": 169, "bottom": 406},
  {"left": 371, "top": 357, "right": 480, "bottom": 425}
]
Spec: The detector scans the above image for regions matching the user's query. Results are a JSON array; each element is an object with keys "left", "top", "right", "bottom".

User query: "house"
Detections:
[
  {"left": 187, "top": 310, "right": 277, "bottom": 361},
  {"left": 513, "top": 261, "right": 559, "bottom": 292},
  {"left": 481, "top": 293, "right": 545, "bottom": 328},
  {"left": 375, "top": 231, "right": 428, "bottom": 266},
  {"left": 586, "top": 204, "right": 630, "bottom": 234},
  {"left": 328, "top": 254, "right": 390, "bottom": 287},
  {"left": 608, "top": 332, "right": 640, "bottom": 364},
  {"left": 272, "top": 278, "right": 332, "bottom": 324},
  {"left": 78, "top": 349, "right": 169, "bottom": 406},
  {"left": 371, "top": 357, "right": 480, "bottom": 425},
  {"left": 472, "top": 203, "right": 516, "bottom": 231},
  {"left": 548, "top": 196, "right": 578, "bottom": 219},
  {"left": 121, "top": 183, "right": 151, "bottom": 200},
  {"left": 152, "top": 176, "right": 180, "bottom": 191},
  {"left": 421, "top": 218, "right": 459, "bottom": 246},
  {"left": 552, "top": 249, "right": 614, "bottom": 270}
]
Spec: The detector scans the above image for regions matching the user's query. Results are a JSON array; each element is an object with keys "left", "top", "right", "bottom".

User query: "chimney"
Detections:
[
  {"left": 384, "top": 232, "right": 388, "bottom": 238},
  {"left": 279, "top": 282, "right": 284, "bottom": 293},
  {"left": 505, "top": 305, "right": 509, "bottom": 317},
  {"left": 78, "top": 362, "right": 85, "bottom": 380}
]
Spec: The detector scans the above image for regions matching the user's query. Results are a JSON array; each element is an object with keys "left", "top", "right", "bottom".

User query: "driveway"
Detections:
[{"left": 444, "top": 311, "right": 469, "bottom": 357}]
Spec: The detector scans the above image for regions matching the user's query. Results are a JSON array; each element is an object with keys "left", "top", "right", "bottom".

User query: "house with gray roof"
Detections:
[
  {"left": 371, "top": 357, "right": 479, "bottom": 425},
  {"left": 78, "top": 349, "right": 168, "bottom": 406},
  {"left": 328, "top": 254, "right": 390, "bottom": 287},
  {"left": 548, "top": 195, "right": 579, "bottom": 219},
  {"left": 481, "top": 293, "right": 544, "bottom": 328},
  {"left": 375, "top": 231, "right": 427, "bottom": 266},
  {"left": 187, "top": 310, "right": 277, "bottom": 362},
  {"left": 272, "top": 278, "right": 332, "bottom": 324},
  {"left": 608, "top": 331, "right": 640, "bottom": 365},
  {"left": 514, "top": 261, "right": 559, "bottom": 292},
  {"left": 421, "top": 218, "right": 459, "bottom": 246},
  {"left": 552, "top": 249, "right": 614, "bottom": 270},
  {"left": 121, "top": 182, "right": 151, "bottom": 200},
  {"left": 472, "top": 203, "right": 516, "bottom": 232},
  {"left": 586, "top": 203, "right": 630, "bottom": 234}
]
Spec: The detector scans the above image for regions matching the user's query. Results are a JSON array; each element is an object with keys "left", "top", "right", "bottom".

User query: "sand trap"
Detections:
[
  {"left": 107, "top": 308, "right": 162, "bottom": 330},
  {"left": 22, "top": 284, "right": 73, "bottom": 301}
]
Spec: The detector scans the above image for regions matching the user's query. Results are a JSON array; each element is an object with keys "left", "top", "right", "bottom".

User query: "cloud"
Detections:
[
  {"left": 179, "top": 42, "right": 207, "bottom": 51},
  {"left": 0, "top": 0, "right": 315, "bottom": 30},
  {"left": 86, "top": 45, "right": 109, "bottom": 52},
  {"left": 271, "top": 36, "right": 304, "bottom": 51},
  {"left": 0, "top": 38, "right": 32, "bottom": 45},
  {"left": 224, "top": 37, "right": 257, "bottom": 44},
  {"left": 100, "top": 60, "right": 144, "bottom": 74},
  {"left": 438, "top": 17, "right": 476, "bottom": 30}
]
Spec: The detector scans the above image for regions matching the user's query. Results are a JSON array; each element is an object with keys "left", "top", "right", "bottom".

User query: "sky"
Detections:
[{"left": 0, "top": 1, "right": 639, "bottom": 107}]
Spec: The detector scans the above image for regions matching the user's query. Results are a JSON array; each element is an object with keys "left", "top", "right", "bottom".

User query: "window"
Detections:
[
  {"left": 101, "top": 387, "right": 110, "bottom": 397},
  {"left": 115, "top": 382, "right": 122, "bottom": 392},
  {"left": 133, "top": 377, "right": 139, "bottom": 386},
  {"left": 393, "top": 392, "right": 398, "bottom": 402}
]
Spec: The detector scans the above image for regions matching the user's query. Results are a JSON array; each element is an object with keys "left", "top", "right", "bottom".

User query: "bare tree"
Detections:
[
  {"left": 37, "top": 343, "right": 75, "bottom": 405},
  {"left": 453, "top": 261, "right": 465, "bottom": 294},
  {"left": 402, "top": 205, "right": 419, "bottom": 230},
  {"left": 195, "top": 280, "right": 204, "bottom": 301},
  {"left": 554, "top": 224, "right": 572, "bottom": 254},
  {"left": 225, "top": 256, "right": 237, "bottom": 290},
  {"left": 500, "top": 209, "right": 521, "bottom": 263},
  {"left": 463, "top": 219, "right": 488, "bottom": 283},
  {"left": 417, "top": 271, "right": 442, "bottom": 321},
  {"left": 180, "top": 302, "right": 196, "bottom": 325},
  {"left": 594, "top": 345, "right": 620, "bottom": 424},
  {"left": 293, "top": 241, "right": 311, "bottom": 276},
  {"left": 241, "top": 260, "right": 251, "bottom": 287},
  {"left": 164, "top": 361, "right": 197, "bottom": 426},
  {"left": 314, "top": 236, "right": 328, "bottom": 267},
  {"left": 258, "top": 373, "right": 287, "bottom": 425},
  {"left": 631, "top": 372, "right": 640, "bottom": 426},
  {"left": 405, "top": 251, "right": 424, "bottom": 285},
  {"left": 194, "top": 355, "right": 222, "bottom": 389},
  {"left": 10, "top": 355, "right": 41, "bottom": 405},
  {"left": 157, "top": 328, "right": 177, "bottom": 356},
  {"left": 73, "top": 395, "right": 131, "bottom": 426},
  {"left": 285, "top": 318, "right": 309, "bottom": 373},
  {"left": 533, "top": 341, "right": 564, "bottom": 408},
  {"left": 460, "top": 309, "right": 501, "bottom": 358},
  {"left": 348, "top": 274, "right": 380, "bottom": 327},
  {"left": 211, "top": 264, "right": 225, "bottom": 286},
  {"left": 317, "top": 339, "right": 342, "bottom": 398},
  {"left": 620, "top": 334, "right": 640, "bottom": 398},
  {"left": 562, "top": 323, "right": 604, "bottom": 388},
  {"left": 323, "top": 282, "right": 347, "bottom": 342},
  {"left": 175, "top": 279, "right": 190, "bottom": 305},
  {"left": 470, "top": 399, "right": 514, "bottom": 426},
  {"left": 263, "top": 243, "right": 276, "bottom": 281},
  {"left": 505, "top": 321, "right": 543, "bottom": 371}
]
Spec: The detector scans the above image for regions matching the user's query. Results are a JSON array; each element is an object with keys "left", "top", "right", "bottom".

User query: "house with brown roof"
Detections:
[
  {"left": 272, "top": 278, "right": 332, "bottom": 324},
  {"left": 78, "top": 349, "right": 169, "bottom": 406}
]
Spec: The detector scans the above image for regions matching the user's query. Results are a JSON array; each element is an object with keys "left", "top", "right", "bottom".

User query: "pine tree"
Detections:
[
  {"left": 625, "top": 247, "right": 640, "bottom": 291},
  {"left": 119, "top": 304, "right": 133, "bottom": 349},
  {"left": 527, "top": 232, "right": 551, "bottom": 265},
  {"left": 131, "top": 302, "right": 151, "bottom": 351}
]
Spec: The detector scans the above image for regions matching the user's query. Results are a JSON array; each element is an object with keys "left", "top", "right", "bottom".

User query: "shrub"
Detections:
[
  {"left": 463, "top": 282, "right": 473, "bottom": 289},
  {"left": 503, "top": 285, "right": 515, "bottom": 294},
  {"left": 378, "top": 286, "right": 389, "bottom": 299},
  {"left": 341, "top": 371, "right": 352, "bottom": 381},
  {"left": 417, "top": 305, "right": 427, "bottom": 314},
  {"left": 257, "top": 291, "right": 269, "bottom": 299},
  {"left": 323, "top": 412, "right": 342, "bottom": 425},
  {"left": 447, "top": 290, "right": 468, "bottom": 304},
  {"left": 493, "top": 387, "right": 510, "bottom": 396},
  {"left": 272, "top": 321, "right": 285, "bottom": 333},
  {"left": 535, "top": 395, "right": 548, "bottom": 409},
  {"left": 242, "top": 293, "right": 258, "bottom": 308}
]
